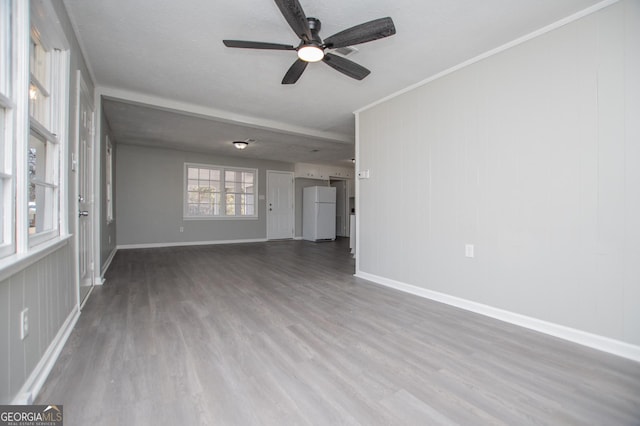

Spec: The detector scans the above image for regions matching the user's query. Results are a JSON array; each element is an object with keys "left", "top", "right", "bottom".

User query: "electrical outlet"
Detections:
[
  {"left": 179, "top": 226, "right": 184, "bottom": 233},
  {"left": 20, "top": 308, "right": 29, "bottom": 340}
]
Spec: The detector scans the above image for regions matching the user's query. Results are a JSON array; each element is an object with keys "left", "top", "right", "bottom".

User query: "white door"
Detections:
[
  {"left": 267, "top": 171, "right": 294, "bottom": 239},
  {"left": 76, "top": 72, "right": 94, "bottom": 304}
]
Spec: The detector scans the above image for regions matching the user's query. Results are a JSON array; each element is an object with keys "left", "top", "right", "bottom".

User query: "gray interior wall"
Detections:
[
  {"left": 294, "top": 178, "right": 329, "bottom": 238},
  {"left": 116, "top": 144, "right": 293, "bottom": 245},
  {"left": 0, "top": 1, "right": 94, "bottom": 403},
  {"left": 356, "top": 0, "right": 640, "bottom": 346},
  {"left": 99, "top": 111, "right": 116, "bottom": 271}
]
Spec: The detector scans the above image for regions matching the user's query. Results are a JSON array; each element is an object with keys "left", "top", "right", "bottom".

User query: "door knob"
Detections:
[{"left": 79, "top": 210, "right": 89, "bottom": 217}]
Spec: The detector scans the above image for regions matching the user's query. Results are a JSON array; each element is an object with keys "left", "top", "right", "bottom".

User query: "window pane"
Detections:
[
  {"left": 226, "top": 193, "right": 235, "bottom": 215},
  {"left": 244, "top": 172, "right": 253, "bottom": 185},
  {"left": 198, "top": 168, "right": 209, "bottom": 180},
  {"left": 30, "top": 38, "right": 48, "bottom": 90},
  {"left": 29, "top": 83, "right": 49, "bottom": 126},
  {"left": 29, "top": 184, "right": 54, "bottom": 234},
  {"left": 28, "top": 133, "right": 46, "bottom": 181},
  {"left": 186, "top": 166, "right": 223, "bottom": 216},
  {"left": 200, "top": 190, "right": 211, "bottom": 203},
  {"left": 28, "top": 133, "right": 56, "bottom": 235}
]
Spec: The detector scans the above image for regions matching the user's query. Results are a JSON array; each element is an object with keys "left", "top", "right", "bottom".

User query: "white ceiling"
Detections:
[{"left": 62, "top": 0, "right": 603, "bottom": 166}]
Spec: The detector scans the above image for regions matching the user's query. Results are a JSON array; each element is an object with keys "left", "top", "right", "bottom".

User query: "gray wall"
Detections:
[
  {"left": 0, "top": 1, "right": 94, "bottom": 403},
  {"left": 99, "top": 110, "right": 116, "bottom": 273},
  {"left": 356, "top": 1, "right": 640, "bottom": 346},
  {"left": 116, "top": 144, "right": 293, "bottom": 246}
]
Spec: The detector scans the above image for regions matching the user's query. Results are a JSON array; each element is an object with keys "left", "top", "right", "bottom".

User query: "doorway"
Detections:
[
  {"left": 75, "top": 71, "right": 94, "bottom": 306},
  {"left": 330, "top": 179, "right": 348, "bottom": 237},
  {"left": 266, "top": 170, "right": 294, "bottom": 239}
]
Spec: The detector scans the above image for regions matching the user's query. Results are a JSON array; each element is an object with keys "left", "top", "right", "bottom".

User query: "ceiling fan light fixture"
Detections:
[
  {"left": 233, "top": 141, "right": 249, "bottom": 150},
  {"left": 297, "top": 45, "right": 324, "bottom": 62}
]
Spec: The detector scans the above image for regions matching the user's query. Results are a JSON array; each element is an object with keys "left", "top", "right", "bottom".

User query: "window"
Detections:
[
  {"left": 0, "top": 0, "right": 15, "bottom": 258},
  {"left": 184, "top": 163, "right": 257, "bottom": 219},
  {"left": 0, "top": 0, "right": 68, "bottom": 261},
  {"left": 27, "top": 23, "right": 65, "bottom": 246},
  {"left": 105, "top": 136, "right": 113, "bottom": 222},
  {"left": 28, "top": 130, "right": 58, "bottom": 235}
]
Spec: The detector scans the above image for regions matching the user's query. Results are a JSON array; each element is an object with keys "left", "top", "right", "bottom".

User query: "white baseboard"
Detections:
[
  {"left": 293, "top": 236, "right": 303, "bottom": 241},
  {"left": 117, "top": 238, "right": 268, "bottom": 250},
  {"left": 100, "top": 246, "right": 117, "bottom": 277},
  {"left": 11, "top": 307, "right": 80, "bottom": 405},
  {"left": 355, "top": 270, "right": 640, "bottom": 363}
]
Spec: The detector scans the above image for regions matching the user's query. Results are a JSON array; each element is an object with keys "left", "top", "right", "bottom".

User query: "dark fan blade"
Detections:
[
  {"left": 282, "top": 59, "right": 308, "bottom": 84},
  {"left": 324, "top": 17, "right": 396, "bottom": 49},
  {"left": 322, "top": 53, "right": 370, "bottom": 80},
  {"left": 223, "top": 40, "right": 295, "bottom": 50},
  {"left": 274, "top": 0, "right": 312, "bottom": 41}
]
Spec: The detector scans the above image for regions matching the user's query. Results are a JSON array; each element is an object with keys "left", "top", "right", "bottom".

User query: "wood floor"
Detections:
[{"left": 37, "top": 239, "right": 640, "bottom": 425}]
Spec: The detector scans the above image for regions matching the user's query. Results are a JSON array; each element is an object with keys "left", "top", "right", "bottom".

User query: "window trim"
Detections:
[
  {"left": 0, "top": 0, "right": 23, "bottom": 259},
  {"left": 105, "top": 135, "right": 113, "bottom": 223},
  {"left": 183, "top": 162, "right": 258, "bottom": 220}
]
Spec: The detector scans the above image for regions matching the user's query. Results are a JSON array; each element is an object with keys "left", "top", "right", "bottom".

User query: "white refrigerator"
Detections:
[{"left": 303, "top": 186, "right": 336, "bottom": 241}]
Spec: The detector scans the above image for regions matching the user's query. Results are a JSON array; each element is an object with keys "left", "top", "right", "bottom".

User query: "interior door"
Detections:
[
  {"left": 267, "top": 171, "right": 294, "bottom": 239},
  {"left": 77, "top": 72, "right": 94, "bottom": 304}
]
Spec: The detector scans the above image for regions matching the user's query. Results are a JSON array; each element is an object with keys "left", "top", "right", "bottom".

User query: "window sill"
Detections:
[{"left": 0, "top": 235, "right": 72, "bottom": 282}]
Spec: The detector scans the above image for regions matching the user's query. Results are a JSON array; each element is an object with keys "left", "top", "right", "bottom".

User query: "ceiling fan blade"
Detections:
[
  {"left": 282, "top": 59, "right": 308, "bottom": 84},
  {"left": 324, "top": 17, "right": 396, "bottom": 49},
  {"left": 274, "top": 0, "right": 312, "bottom": 41},
  {"left": 322, "top": 53, "right": 371, "bottom": 81},
  {"left": 223, "top": 40, "right": 295, "bottom": 50}
]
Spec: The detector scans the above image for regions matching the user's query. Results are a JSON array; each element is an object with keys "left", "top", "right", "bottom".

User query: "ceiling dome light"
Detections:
[
  {"left": 297, "top": 45, "right": 324, "bottom": 62},
  {"left": 233, "top": 141, "right": 249, "bottom": 150}
]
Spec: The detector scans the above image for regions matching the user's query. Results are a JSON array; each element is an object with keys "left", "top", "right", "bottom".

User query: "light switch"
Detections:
[
  {"left": 465, "top": 244, "right": 474, "bottom": 258},
  {"left": 357, "top": 169, "right": 370, "bottom": 179}
]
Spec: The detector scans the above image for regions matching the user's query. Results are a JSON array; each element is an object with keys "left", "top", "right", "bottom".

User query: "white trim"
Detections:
[
  {"left": 79, "top": 285, "right": 94, "bottom": 310},
  {"left": 11, "top": 306, "right": 80, "bottom": 405},
  {"left": 266, "top": 170, "right": 295, "bottom": 240},
  {"left": 354, "top": 0, "right": 619, "bottom": 114},
  {"left": 117, "top": 238, "right": 268, "bottom": 250},
  {"left": 96, "top": 86, "right": 353, "bottom": 144},
  {"left": 293, "top": 236, "right": 303, "bottom": 241},
  {"left": 14, "top": 0, "right": 30, "bottom": 254},
  {"left": 101, "top": 246, "right": 117, "bottom": 277},
  {"left": 0, "top": 92, "right": 14, "bottom": 109},
  {"left": 354, "top": 271, "right": 640, "bottom": 363}
]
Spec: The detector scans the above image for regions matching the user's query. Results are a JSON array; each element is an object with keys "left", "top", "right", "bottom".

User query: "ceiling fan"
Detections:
[{"left": 223, "top": 0, "right": 396, "bottom": 84}]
